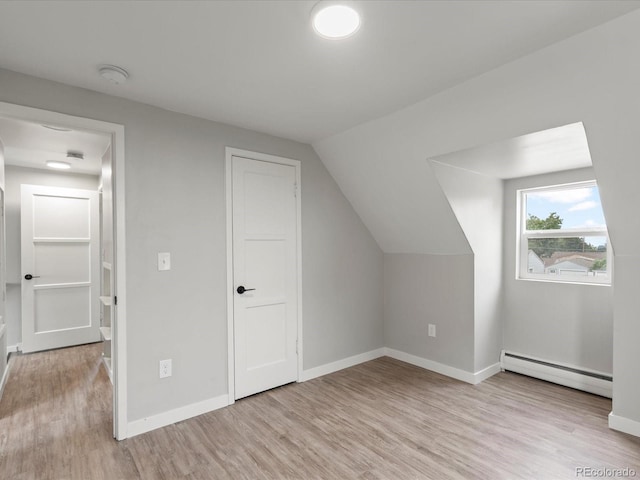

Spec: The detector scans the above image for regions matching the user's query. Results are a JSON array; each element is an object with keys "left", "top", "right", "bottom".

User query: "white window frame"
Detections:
[{"left": 517, "top": 180, "right": 612, "bottom": 285}]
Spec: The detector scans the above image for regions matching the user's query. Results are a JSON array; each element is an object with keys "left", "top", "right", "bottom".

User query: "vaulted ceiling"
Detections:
[
  {"left": 1, "top": 1, "right": 639, "bottom": 255},
  {"left": 0, "top": 1, "right": 636, "bottom": 144}
]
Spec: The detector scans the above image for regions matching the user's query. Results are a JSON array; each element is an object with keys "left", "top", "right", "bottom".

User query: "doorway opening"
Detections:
[{"left": 0, "top": 102, "right": 127, "bottom": 439}]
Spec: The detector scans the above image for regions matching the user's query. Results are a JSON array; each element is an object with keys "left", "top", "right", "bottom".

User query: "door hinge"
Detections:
[
  {"left": 294, "top": 182, "right": 297, "bottom": 198},
  {"left": 296, "top": 339, "right": 298, "bottom": 354},
  {"left": 114, "top": 295, "right": 117, "bottom": 306}
]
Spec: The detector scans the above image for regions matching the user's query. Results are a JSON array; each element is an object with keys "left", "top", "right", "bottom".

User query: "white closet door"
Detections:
[
  {"left": 232, "top": 156, "right": 298, "bottom": 400},
  {"left": 21, "top": 185, "right": 99, "bottom": 353}
]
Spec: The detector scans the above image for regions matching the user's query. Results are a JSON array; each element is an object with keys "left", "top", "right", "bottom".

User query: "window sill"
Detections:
[{"left": 516, "top": 276, "right": 612, "bottom": 287}]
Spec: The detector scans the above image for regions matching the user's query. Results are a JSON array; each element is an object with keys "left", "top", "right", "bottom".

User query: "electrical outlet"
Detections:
[
  {"left": 159, "top": 359, "right": 172, "bottom": 378},
  {"left": 158, "top": 252, "right": 171, "bottom": 271},
  {"left": 428, "top": 324, "right": 436, "bottom": 338}
]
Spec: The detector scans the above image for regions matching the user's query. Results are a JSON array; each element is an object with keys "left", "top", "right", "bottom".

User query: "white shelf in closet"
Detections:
[
  {"left": 100, "top": 296, "right": 112, "bottom": 306},
  {"left": 102, "top": 356, "right": 112, "bottom": 382},
  {"left": 99, "top": 326, "right": 112, "bottom": 341}
]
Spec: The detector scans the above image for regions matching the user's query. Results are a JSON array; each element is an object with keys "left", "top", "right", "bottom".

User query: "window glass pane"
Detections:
[
  {"left": 525, "top": 185, "right": 606, "bottom": 231},
  {"left": 526, "top": 236, "right": 608, "bottom": 277}
]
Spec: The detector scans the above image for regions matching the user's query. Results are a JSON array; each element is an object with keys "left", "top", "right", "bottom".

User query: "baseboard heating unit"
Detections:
[{"left": 500, "top": 350, "right": 612, "bottom": 398}]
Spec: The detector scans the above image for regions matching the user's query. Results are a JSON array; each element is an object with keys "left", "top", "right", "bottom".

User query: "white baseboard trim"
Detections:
[
  {"left": 7, "top": 344, "right": 21, "bottom": 354},
  {"left": 125, "top": 348, "right": 499, "bottom": 438},
  {"left": 300, "top": 347, "right": 385, "bottom": 382},
  {"left": 384, "top": 348, "right": 475, "bottom": 383},
  {"left": 383, "top": 348, "right": 499, "bottom": 385},
  {"left": 127, "top": 394, "right": 229, "bottom": 438},
  {"left": 0, "top": 325, "right": 9, "bottom": 403},
  {"left": 0, "top": 353, "right": 13, "bottom": 403},
  {"left": 609, "top": 412, "right": 640, "bottom": 438},
  {"left": 474, "top": 362, "right": 501, "bottom": 384}
]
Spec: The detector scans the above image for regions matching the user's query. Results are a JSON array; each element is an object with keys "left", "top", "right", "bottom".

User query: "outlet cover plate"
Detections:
[
  {"left": 159, "top": 359, "right": 172, "bottom": 378},
  {"left": 158, "top": 252, "right": 171, "bottom": 271}
]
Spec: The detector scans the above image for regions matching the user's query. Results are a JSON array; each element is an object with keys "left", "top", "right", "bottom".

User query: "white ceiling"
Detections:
[
  {"left": 0, "top": 1, "right": 637, "bottom": 144},
  {"left": 430, "top": 123, "right": 592, "bottom": 180},
  {"left": 0, "top": 117, "right": 109, "bottom": 175}
]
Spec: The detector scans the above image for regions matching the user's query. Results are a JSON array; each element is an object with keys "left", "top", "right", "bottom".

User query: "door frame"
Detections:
[
  {"left": 0, "top": 102, "right": 128, "bottom": 440},
  {"left": 225, "top": 147, "right": 302, "bottom": 404}
]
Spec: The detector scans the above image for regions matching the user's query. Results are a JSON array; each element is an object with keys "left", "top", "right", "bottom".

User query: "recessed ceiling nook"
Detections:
[{"left": 429, "top": 122, "right": 614, "bottom": 397}]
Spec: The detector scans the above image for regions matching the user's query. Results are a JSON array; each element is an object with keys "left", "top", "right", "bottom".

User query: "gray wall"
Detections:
[
  {"left": 314, "top": 10, "right": 640, "bottom": 427},
  {"left": 0, "top": 68, "right": 384, "bottom": 423},
  {"left": 431, "top": 164, "right": 504, "bottom": 372},
  {"left": 3, "top": 166, "right": 100, "bottom": 347},
  {"left": 101, "top": 145, "right": 113, "bottom": 266},
  {"left": 0, "top": 141, "right": 6, "bottom": 393},
  {"left": 384, "top": 253, "right": 474, "bottom": 371},
  {"left": 502, "top": 168, "right": 613, "bottom": 373}
]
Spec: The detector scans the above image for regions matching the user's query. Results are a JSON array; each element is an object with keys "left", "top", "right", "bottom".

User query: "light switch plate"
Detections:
[
  {"left": 158, "top": 252, "right": 171, "bottom": 271},
  {"left": 428, "top": 324, "right": 436, "bottom": 337}
]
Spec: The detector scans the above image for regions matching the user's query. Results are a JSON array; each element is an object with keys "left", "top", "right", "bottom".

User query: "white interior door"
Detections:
[
  {"left": 232, "top": 155, "right": 298, "bottom": 400},
  {"left": 21, "top": 185, "right": 100, "bottom": 353}
]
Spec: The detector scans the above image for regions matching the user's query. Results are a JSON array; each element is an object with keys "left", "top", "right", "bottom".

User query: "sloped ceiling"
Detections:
[
  {"left": 430, "top": 123, "right": 592, "bottom": 180},
  {"left": 313, "top": 9, "right": 640, "bottom": 255},
  {"left": 1, "top": 2, "right": 639, "bottom": 255},
  {"left": 0, "top": 1, "right": 637, "bottom": 143}
]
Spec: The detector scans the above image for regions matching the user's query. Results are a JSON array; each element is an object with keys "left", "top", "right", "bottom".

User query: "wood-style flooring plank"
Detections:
[
  {"left": 0, "top": 344, "right": 140, "bottom": 480},
  {"left": 1, "top": 343, "right": 639, "bottom": 479}
]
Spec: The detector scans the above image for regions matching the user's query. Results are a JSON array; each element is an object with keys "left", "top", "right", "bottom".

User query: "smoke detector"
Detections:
[
  {"left": 41, "top": 124, "right": 72, "bottom": 132},
  {"left": 98, "top": 65, "right": 129, "bottom": 85}
]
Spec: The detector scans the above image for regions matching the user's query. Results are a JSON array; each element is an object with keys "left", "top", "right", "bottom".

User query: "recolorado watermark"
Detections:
[{"left": 576, "top": 467, "right": 636, "bottom": 478}]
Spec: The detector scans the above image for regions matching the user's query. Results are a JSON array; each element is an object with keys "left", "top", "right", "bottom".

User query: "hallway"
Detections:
[{"left": 0, "top": 343, "right": 137, "bottom": 479}]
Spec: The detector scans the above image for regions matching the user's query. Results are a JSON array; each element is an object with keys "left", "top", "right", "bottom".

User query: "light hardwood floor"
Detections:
[{"left": 1, "top": 343, "right": 639, "bottom": 479}]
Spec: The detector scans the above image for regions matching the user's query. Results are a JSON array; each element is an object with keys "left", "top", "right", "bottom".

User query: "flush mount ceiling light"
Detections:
[
  {"left": 98, "top": 64, "right": 129, "bottom": 85},
  {"left": 311, "top": 1, "right": 361, "bottom": 39},
  {"left": 46, "top": 160, "right": 71, "bottom": 170},
  {"left": 41, "top": 124, "right": 72, "bottom": 132}
]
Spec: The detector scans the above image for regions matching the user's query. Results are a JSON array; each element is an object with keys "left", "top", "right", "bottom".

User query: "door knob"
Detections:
[
  {"left": 236, "top": 286, "right": 256, "bottom": 294},
  {"left": 24, "top": 274, "right": 41, "bottom": 280}
]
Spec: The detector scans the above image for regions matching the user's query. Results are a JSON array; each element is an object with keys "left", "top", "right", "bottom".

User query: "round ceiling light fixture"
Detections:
[
  {"left": 41, "top": 124, "right": 72, "bottom": 132},
  {"left": 311, "top": 1, "right": 361, "bottom": 39},
  {"left": 46, "top": 160, "right": 72, "bottom": 170},
  {"left": 98, "top": 64, "right": 129, "bottom": 85}
]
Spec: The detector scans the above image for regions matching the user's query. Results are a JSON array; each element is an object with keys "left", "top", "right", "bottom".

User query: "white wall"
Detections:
[
  {"left": 502, "top": 168, "right": 613, "bottom": 373},
  {"left": 431, "top": 164, "right": 504, "bottom": 372},
  {"left": 314, "top": 10, "right": 640, "bottom": 431},
  {"left": 101, "top": 145, "right": 113, "bottom": 266},
  {"left": 3, "top": 166, "right": 99, "bottom": 347},
  {"left": 0, "top": 68, "right": 384, "bottom": 425}
]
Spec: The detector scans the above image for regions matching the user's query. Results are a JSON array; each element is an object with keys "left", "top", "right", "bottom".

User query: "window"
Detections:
[{"left": 518, "top": 181, "right": 611, "bottom": 285}]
